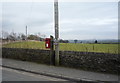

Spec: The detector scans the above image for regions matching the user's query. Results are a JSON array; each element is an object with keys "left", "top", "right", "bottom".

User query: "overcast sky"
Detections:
[{"left": 1, "top": 2, "right": 118, "bottom": 40}]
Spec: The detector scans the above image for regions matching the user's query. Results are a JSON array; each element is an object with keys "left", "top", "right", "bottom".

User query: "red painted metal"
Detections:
[{"left": 45, "top": 38, "right": 51, "bottom": 48}]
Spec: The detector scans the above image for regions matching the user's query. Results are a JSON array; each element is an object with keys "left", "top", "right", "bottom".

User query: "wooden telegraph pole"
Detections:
[{"left": 54, "top": 0, "right": 59, "bottom": 66}]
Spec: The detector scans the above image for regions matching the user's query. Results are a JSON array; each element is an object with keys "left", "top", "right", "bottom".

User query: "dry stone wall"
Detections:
[{"left": 2, "top": 48, "right": 120, "bottom": 74}]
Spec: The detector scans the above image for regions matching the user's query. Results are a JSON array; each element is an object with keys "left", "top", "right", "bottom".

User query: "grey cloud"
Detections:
[
  {"left": 2, "top": 2, "right": 118, "bottom": 40},
  {"left": 27, "top": 18, "right": 52, "bottom": 27}
]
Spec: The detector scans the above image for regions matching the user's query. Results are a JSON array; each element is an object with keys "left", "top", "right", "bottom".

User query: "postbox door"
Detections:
[{"left": 45, "top": 38, "right": 51, "bottom": 48}]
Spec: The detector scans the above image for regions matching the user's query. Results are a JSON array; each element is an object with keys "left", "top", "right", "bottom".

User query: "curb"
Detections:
[{"left": 1, "top": 65, "right": 101, "bottom": 83}]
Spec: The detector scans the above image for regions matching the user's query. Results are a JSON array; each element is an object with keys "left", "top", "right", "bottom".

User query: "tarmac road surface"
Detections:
[{"left": 2, "top": 67, "right": 69, "bottom": 81}]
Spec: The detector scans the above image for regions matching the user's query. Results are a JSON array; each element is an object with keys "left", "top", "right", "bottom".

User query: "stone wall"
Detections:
[
  {"left": 59, "top": 51, "right": 119, "bottom": 74},
  {"left": 2, "top": 48, "right": 120, "bottom": 74},
  {"left": 2, "top": 48, "right": 50, "bottom": 64}
]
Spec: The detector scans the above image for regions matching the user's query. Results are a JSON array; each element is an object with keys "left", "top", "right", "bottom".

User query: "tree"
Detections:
[
  {"left": 41, "top": 34, "right": 46, "bottom": 39},
  {"left": 59, "top": 39, "right": 69, "bottom": 43},
  {"left": 59, "top": 39, "right": 63, "bottom": 43},
  {"left": 7, "top": 35, "right": 15, "bottom": 41},
  {"left": 64, "top": 40, "right": 69, "bottom": 43},
  {"left": 2, "top": 31, "right": 9, "bottom": 39},
  {"left": 21, "top": 34, "right": 26, "bottom": 40},
  {"left": 28, "top": 34, "right": 39, "bottom": 40},
  {"left": 17, "top": 33, "right": 22, "bottom": 40},
  {"left": 6, "top": 32, "right": 17, "bottom": 41},
  {"left": 95, "top": 40, "right": 97, "bottom": 43},
  {"left": 11, "top": 32, "right": 17, "bottom": 40},
  {"left": 37, "top": 32, "right": 41, "bottom": 37},
  {"left": 74, "top": 40, "right": 78, "bottom": 43}
]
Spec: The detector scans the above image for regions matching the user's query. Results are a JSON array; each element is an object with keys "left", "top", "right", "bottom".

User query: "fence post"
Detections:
[{"left": 50, "top": 35, "right": 55, "bottom": 65}]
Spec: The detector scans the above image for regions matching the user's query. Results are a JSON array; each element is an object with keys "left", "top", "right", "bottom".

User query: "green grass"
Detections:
[
  {"left": 60, "top": 43, "right": 118, "bottom": 54},
  {"left": 2, "top": 41, "right": 119, "bottom": 54},
  {"left": 2, "top": 41, "right": 46, "bottom": 50}
]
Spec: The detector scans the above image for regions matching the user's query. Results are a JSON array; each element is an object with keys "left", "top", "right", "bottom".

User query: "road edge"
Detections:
[{"left": 1, "top": 65, "right": 101, "bottom": 83}]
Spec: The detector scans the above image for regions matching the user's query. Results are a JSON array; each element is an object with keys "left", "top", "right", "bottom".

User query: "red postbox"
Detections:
[{"left": 45, "top": 38, "right": 51, "bottom": 48}]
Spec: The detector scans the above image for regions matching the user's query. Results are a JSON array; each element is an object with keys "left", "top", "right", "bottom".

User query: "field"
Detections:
[{"left": 2, "top": 41, "right": 119, "bottom": 54}]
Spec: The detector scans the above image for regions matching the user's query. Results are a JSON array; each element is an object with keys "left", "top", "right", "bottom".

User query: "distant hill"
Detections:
[{"left": 68, "top": 39, "right": 119, "bottom": 44}]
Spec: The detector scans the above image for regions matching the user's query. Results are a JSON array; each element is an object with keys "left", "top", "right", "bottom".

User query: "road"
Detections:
[{"left": 2, "top": 67, "right": 69, "bottom": 81}]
